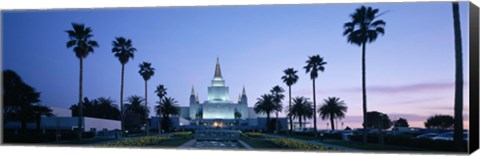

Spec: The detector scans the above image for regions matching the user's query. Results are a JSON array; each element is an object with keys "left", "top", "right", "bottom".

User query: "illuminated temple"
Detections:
[{"left": 154, "top": 57, "right": 288, "bottom": 130}]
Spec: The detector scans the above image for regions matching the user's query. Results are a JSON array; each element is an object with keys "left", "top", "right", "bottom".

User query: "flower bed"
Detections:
[
  {"left": 99, "top": 136, "right": 170, "bottom": 147},
  {"left": 267, "top": 138, "right": 332, "bottom": 150},
  {"left": 172, "top": 131, "right": 192, "bottom": 137}
]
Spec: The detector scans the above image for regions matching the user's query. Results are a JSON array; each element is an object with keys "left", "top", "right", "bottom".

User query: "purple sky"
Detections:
[{"left": 2, "top": 2, "right": 471, "bottom": 129}]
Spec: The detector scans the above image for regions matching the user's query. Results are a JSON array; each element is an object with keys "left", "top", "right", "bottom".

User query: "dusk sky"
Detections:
[{"left": 2, "top": 2, "right": 471, "bottom": 129}]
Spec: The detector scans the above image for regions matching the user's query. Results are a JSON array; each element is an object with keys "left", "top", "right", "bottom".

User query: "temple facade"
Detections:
[
  {"left": 187, "top": 57, "right": 250, "bottom": 120},
  {"left": 173, "top": 57, "right": 287, "bottom": 130}
]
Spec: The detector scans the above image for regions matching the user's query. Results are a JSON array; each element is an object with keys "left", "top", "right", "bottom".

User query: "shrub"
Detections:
[
  {"left": 99, "top": 136, "right": 170, "bottom": 147},
  {"left": 245, "top": 132, "right": 264, "bottom": 138},
  {"left": 267, "top": 138, "right": 332, "bottom": 150}
]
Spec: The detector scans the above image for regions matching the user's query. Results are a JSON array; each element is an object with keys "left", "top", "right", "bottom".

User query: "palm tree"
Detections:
[
  {"left": 451, "top": 2, "right": 464, "bottom": 151},
  {"left": 254, "top": 94, "right": 281, "bottom": 132},
  {"left": 155, "top": 97, "right": 180, "bottom": 132},
  {"left": 270, "top": 85, "right": 285, "bottom": 132},
  {"left": 281, "top": 68, "right": 299, "bottom": 133},
  {"left": 112, "top": 37, "right": 136, "bottom": 134},
  {"left": 125, "top": 95, "right": 148, "bottom": 130},
  {"left": 154, "top": 84, "right": 167, "bottom": 101},
  {"left": 96, "top": 97, "right": 120, "bottom": 120},
  {"left": 65, "top": 23, "right": 99, "bottom": 139},
  {"left": 154, "top": 84, "right": 167, "bottom": 133},
  {"left": 343, "top": 6, "right": 386, "bottom": 143},
  {"left": 288, "top": 97, "right": 313, "bottom": 130},
  {"left": 139, "top": 62, "right": 155, "bottom": 135},
  {"left": 234, "top": 109, "right": 242, "bottom": 126},
  {"left": 304, "top": 55, "right": 327, "bottom": 134},
  {"left": 318, "top": 97, "right": 347, "bottom": 130}
]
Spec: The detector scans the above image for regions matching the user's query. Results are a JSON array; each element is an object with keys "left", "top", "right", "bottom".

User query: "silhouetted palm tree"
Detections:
[
  {"left": 282, "top": 68, "right": 299, "bottom": 133},
  {"left": 452, "top": 2, "right": 464, "bottom": 151},
  {"left": 270, "top": 85, "right": 285, "bottom": 132},
  {"left": 318, "top": 97, "right": 347, "bottom": 130},
  {"left": 65, "top": 23, "right": 99, "bottom": 139},
  {"left": 288, "top": 97, "right": 313, "bottom": 129},
  {"left": 254, "top": 94, "right": 281, "bottom": 132},
  {"left": 304, "top": 55, "right": 327, "bottom": 134},
  {"left": 343, "top": 6, "right": 385, "bottom": 143},
  {"left": 96, "top": 97, "right": 120, "bottom": 120},
  {"left": 154, "top": 84, "right": 167, "bottom": 101},
  {"left": 139, "top": 62, "right": 155, "bottom": 135},
  {"left": 112, "top": 37, "right": 136, "bottom": 133},
  {"left": 125, "top": 95, "right": 148, "bottom": 130},
  {"left": 155, "top": 97, "right": 180, "bottom": 132}
]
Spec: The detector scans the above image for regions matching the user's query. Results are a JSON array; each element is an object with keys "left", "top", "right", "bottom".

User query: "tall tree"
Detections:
[
  {"left": 254, "top": 94, "right": 279, "bottom": 132},
  {"left": 3, "top": 70, "right": 47, "bottom": 132},
  {"left": 112, "top": 37, "right": 136, "bottom": 134},
  {"left": 304, "top": 55, "right": 327, "bottom": 134},
  {"left": 451, "top": 1, "right": 464, "bottom": 151},
  {"left": 139, "top": 62, "right": 155, "bottom": 135},
  {"left": 65, "top": 23, "right": 99, "bottom": 140},
  {"left": 270, "top": 85, "right": 285, "bottom": 132},
  {"left": 288, "top": 96, "right": 313, "bottom": 130},
  {"left": 155, "top": 97, "right": 180, "bottom": 132},
  {"left": 282, "top": 68, "right": 299, "bottom": 133},
  {"left": 154, "top": 84, "right": 167, "bottom": 133},
  {"left": 318, "top": 97, "right": 348, "bottom": 130},
  {"left": 343, "top": 6, "right": 386, "bottom": 143}
]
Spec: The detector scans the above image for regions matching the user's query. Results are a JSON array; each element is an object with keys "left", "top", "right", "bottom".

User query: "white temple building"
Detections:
[{"left": 161, "top": 57, "right": 288, "bottom": 131}]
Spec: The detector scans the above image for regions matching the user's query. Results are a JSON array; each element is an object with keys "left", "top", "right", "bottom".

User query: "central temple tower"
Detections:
[{"left": 207, "top": 57, "right": 230, "bottom": 103}]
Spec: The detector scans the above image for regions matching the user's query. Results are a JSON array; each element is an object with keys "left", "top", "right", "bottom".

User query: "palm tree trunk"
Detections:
[
  {"left": 77, "top": 58, "right": 83, "bottom": 140},
  {"left": 120, "top": 64, "right": 125, "bottom": 135},
  {"left": 312, "top": 78, "right": 317, "bottom": 136},
  {"left": 330, "top": 116, "right": 335, "bottom": 130},
  {"left": 299, "top": 116, "right": 302, "bottom": 129},
  {"left": 361, "top": 42, "right": 368, "bottom": 144},
  {"left": 276, "top": 112, "right": 279, "bottom": 133},
  {"left": 145, "top": 80, "right": 149, "bottom": 136},
  {"left": 266, "top": 113, "right": 270, "bottom": 132},
  {"left": 288, "top": 86, "right": 293, "bottom": 133},
  {"left": 452, "top": 2, "right": 464, "bottom": 151}
]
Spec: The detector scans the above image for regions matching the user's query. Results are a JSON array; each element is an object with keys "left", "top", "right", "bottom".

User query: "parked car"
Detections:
[
  {"left": 415, "top": 132, "right": 439, "bottom": 139},
  {"left": 432, "top": 131, "right": 468, "bottom": 141}
]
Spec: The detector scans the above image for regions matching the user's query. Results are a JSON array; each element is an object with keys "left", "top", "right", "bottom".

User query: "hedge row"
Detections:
[{"left": 349, "top": 134, "right": 467, "bottom": 152}]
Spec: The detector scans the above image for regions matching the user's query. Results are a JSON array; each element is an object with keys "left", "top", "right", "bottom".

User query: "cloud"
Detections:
[{"left": 337, "top": 82, "right": 468, "bottom": 94}]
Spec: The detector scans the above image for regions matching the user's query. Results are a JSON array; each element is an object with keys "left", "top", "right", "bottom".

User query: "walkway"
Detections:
[{"left": 261, "top": 134, "right": 365, "bottom": 152}]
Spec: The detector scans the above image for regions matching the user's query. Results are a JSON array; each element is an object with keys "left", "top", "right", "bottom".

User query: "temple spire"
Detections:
[
  {"left": 242, "top": 85, "right": 246, "bottom": 96},
  {"left": 214, "top": 57, "right": 222, "bottom": 78},
  {"left": 191, "top": 85, "right": 195, "bottom": 96}
]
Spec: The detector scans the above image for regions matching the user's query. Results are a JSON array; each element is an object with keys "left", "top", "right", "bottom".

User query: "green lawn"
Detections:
[
  {"left": 151, "top": 136, "right": 193, "bottom": 148},
  {"left": 54, "top": 138, "right": 116, "bottom": 145},
  {"left": 240, "top": 136, "right": 281, "bottom": 150},
  {"left": 323, "top": 140, "right": 428, "bottom": 151}
]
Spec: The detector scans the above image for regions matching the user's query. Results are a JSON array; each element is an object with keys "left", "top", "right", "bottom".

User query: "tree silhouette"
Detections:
[
  {"left": 318, "top": 97, "right": 347, "bottom": 130},
  {"left": 304, "top": 55, "right": 327, "bottom": 134},
  {"left": 70, "top": 97, "right": 120, "bottom": 120},
  {"left": 155, "top": 97, "right": 180, "bottom": 132},
  {"left": 366, "top": 111, "right": 392, "bottom": 130},
  {"left": 139, "top": 62, "right": 155, "bottom": 135},
  {"left": 343, "top": 6, "right": 386, "bottom": 143},
  {"left": 125, "top": 95, "right": 148, "bottom": 131},
  {"left": 270, "top": 85, "right": 285, "bottom": 132},
  {"left": 452, "top": 1, "right": 464, "bottom": 151},
  {"left": 254, "top": 94, "right": 280, "bottom": 132},
  {"left": 424, "top": 114, "right": 454, "bottom": 129},
  {"left": 393, "top": 118, "right": 409, "bottom": 128},
  {"left": 281, "top": 68, "right": 299, "bottom": 133},
  {"left": 65, "top": 23, "right": 99, "bottom": 140},
  {"left": 288, "top": 96, "right": 313, "bottom": 130},
  {"left": 154, "top": 84, "right": 167, "bottom": 133},
  {"left": 112, "top": 37, "right": 136, "bottom": 134}
]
